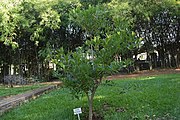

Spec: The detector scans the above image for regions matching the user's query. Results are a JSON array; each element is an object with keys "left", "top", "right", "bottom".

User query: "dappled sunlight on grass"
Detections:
[{"left": 139, "top": 76, "right": 156, "bottom": 81}]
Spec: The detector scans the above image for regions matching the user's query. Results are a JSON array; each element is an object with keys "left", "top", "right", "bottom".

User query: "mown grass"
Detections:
[
  {"left": 1, "top": 73, "right": 180, "bottom": 120},
  {"left": 0, "top": 84, "right": 47, "bottom": 97}
]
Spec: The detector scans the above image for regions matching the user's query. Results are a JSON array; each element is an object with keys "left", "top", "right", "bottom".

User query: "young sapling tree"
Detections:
[{"left": 52, "top": 4, "right": 139, "bottom": 120}]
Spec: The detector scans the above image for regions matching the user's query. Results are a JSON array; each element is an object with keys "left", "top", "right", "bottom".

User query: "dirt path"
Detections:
[{"left": 107, "top": 68, "right": 180, "bottom": 80}]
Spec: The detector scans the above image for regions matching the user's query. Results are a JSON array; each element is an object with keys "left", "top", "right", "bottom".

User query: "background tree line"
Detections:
[{"left": 0, "top": 0, "right": 179, "bottom": 82}]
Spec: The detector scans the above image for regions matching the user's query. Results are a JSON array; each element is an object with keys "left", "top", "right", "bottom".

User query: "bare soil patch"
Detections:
[{"left": 107, "top": 68, "right": 180, "bottom": 80}]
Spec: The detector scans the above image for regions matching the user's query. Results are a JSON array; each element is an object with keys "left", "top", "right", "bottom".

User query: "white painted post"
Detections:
[{"left": 77, "top": 114, "right": 80, "bottom": 120}]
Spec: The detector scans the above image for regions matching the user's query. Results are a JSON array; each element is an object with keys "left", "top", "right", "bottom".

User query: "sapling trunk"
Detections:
[
  {"left": 88, "top": 96, "right": 93, "bottom": 120},
  {"left": 87, "top": 90, "right": 96, "bottom": 120}
]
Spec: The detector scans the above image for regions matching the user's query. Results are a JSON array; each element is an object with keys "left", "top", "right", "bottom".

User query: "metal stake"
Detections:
[{"left": 77, "top": 114, "right": 80, "bottom": 120}]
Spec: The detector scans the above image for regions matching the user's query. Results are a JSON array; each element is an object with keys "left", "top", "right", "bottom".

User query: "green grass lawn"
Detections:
[
  {"left": 1, "top": 73, "right": 180, "bottom": 120},
  {"left": 0, "top": 84, "right": 46, "bottom": 97}
]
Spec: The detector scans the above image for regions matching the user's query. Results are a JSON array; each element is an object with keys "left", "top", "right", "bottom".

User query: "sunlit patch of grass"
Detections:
[
  {"left": 1, "top": 74, "right": 180, "bottom": 120},
  {"left": 139, "top": 76, "right": 156, "bottom": 80}
]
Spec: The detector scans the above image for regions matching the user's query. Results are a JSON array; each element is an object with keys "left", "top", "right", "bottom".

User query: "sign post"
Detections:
[{"left": 73, "top": 108, "right": 82, "bottom": 120}]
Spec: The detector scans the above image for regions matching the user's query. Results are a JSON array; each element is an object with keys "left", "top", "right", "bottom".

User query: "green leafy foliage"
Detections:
[
  {"left": 51, "top": 2, "right": 141, "bottom": 119},
  {"left": 0, "top": 0, "right": 62, "bottom": 46},
  {"left": 70, "top": 5, "right": 112, "bottom": 35},
  {"left": 53, "top": 38, "right": 124, "bottom": 96}
]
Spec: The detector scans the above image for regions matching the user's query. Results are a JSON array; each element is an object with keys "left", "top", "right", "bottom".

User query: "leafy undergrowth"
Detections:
[
  {"left": 0, "top": 84, "right": 47, "bottom": 97},
  {"left": 1, "top": 74, "right": 180, "bottom": 120}
]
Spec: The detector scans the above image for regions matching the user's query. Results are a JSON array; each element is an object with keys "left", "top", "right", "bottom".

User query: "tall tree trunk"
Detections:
[
  {"left": 158, "top": 48, "right": 165, "bottom": 68},
  {"left": 13, "top": 65, "right": 17, "bottom": 75},
  {"left": 3, "top": 64, "right": 9, "bottom": 77},
  {"left": 2, "top": 64, "right": 9, "bottom": 84},
  {"left": 177, "top": 52, "right": 180, "bottom": 67}
]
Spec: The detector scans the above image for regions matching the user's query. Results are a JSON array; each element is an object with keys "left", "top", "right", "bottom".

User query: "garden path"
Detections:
[{"left": 0, "top": 81, "right": 61, "bottom": 116}]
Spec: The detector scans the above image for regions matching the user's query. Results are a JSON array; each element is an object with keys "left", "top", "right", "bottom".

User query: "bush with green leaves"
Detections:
[
  {"left": 51, "top": 3, "right": 141, "bottom": 120},
  {"left": 53, "top": 32, "right": 137, "bottom": 120}
]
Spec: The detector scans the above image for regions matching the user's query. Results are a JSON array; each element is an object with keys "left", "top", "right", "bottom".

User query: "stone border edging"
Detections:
[{"left": 0, "top": 83, "right": 61, "bottom": 116}]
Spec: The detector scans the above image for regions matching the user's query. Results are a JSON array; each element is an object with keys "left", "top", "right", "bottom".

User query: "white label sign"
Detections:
[{"left": 73, "top": 108, "right": 82, "bottom": 115}]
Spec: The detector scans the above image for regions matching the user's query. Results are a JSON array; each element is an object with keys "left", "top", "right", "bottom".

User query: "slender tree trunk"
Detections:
[
  {"left": 88, "top": 96, "right": 93, "bottom": 120},
  {"left": 87, "top": 90, "right": 95, "bottom": 120},
  {"left": 3, "top": 64, "right": 9, "bottom": 77},
  {"left": 177, "top": 52, "right": 180, "bottom": 67},
  {"left": 158, "top": 48, "right": 165, "bottom": 68}
]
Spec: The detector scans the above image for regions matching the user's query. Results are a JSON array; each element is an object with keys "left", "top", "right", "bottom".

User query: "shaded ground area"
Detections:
[{"left": 107, "top": 68, "right": 180, "bottom": 80}]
